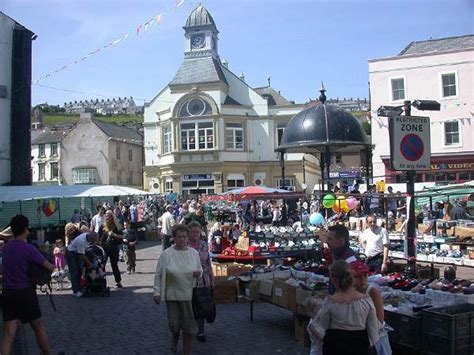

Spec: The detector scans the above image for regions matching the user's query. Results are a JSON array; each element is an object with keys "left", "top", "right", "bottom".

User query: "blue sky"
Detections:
[{"left": 2, "top": 0, "right": 473, "bottom": 106}]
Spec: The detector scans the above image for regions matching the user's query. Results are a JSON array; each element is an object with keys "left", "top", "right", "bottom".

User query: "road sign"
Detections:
[{"left": 389, "top": 116, "right": 430, "bottom": 170}]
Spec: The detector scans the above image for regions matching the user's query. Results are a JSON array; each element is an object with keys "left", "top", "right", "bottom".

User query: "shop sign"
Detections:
[
  {"left": 431, "top": 162, "right": 474, "bottom": 171},
  {"left": 183, "top": 174, "right": 213, "bottom": 181},
  {"left": 389, "top": 116, "right": 430, "bottom": 170},
  {"left": 329, "top": 171, "right": 361, "bottom": 178}
]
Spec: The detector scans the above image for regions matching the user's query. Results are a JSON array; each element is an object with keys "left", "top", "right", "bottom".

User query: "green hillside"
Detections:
[{"left": 42, "top": 114, "right": 143, "bottom": 125}]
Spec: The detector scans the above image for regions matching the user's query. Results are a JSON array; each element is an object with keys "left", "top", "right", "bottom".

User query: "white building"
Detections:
[
  {"left": 369, "top": 35, "right": 474, "bottom": 184},
  {"left": 143, "top": 4, "right": 321, "bottom": 195},
  {"left": 31, "top": 130, "right": 65, "bottom": 185},
  {"left": 0, "top": 12, "right": 34, "bottom": 185}
]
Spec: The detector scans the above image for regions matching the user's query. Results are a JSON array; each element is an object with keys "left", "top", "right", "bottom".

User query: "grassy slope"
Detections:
[{"left": 42, "top": 114, "right": 143, "bottom": 125}]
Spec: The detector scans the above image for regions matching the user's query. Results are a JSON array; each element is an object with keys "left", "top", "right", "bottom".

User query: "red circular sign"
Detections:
[{"left": 400, "top": 134, "right": 424, "bottom": 161}]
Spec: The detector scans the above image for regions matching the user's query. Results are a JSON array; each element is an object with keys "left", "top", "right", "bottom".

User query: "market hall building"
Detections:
[
  {"left": 369, "top": 35, "right": 474, "bottom": 184},
  {"left": 143, "top": 4, "right": 320, "bottom": 195}
]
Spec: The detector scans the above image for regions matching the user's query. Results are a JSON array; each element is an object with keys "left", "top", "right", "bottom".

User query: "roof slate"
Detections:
[
  {"left": 92, "top": 119, "right": 142, "bottom": 143},
  {"left": 169, "top": 57, "right": 228, "bottom": 86},
  {"left": 223, "top": 96, "right": 243, "bottom": 106},
  {"left": 31, "top": 130, "right": 66, "bottom": 145},
  {"left": 253, "top": 86, "right": 291, "bottom": 106},
  {"left": 399, "top": 35, "right": 474, "bottom": 56}
]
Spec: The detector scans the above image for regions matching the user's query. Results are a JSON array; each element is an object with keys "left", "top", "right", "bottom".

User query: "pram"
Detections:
[{"left": 83, "top": 244, "right": 110, "bottom": 297}]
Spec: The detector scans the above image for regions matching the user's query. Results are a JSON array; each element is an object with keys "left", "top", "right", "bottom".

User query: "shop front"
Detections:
[
  {"left": 383, "top": 155, "right": 474, "bottom": 183},
  {"left": 181, "top": 174, "right": 215, "bottom": 196}
]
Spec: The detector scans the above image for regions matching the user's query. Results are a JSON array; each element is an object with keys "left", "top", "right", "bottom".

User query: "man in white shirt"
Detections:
[
  {"left": 90, "top": 205, "right": 105, "bottom": 233},
  {"left": 360, "top": 215, "right": 389, "bottom": 274},
  {"left": 159, "top": 205, "right": 175, "bottom": 249},
  {"left": 65, "top": 232, "right": 98, "bottom": 297}
]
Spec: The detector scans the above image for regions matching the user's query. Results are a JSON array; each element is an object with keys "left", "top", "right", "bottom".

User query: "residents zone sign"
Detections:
[{"left": 389, "top": 116, "right": 431, "bottom": 171}]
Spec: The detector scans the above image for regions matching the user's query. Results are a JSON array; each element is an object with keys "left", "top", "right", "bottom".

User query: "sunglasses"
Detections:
[{"left": 367, "top": 221, "right": 376, "bottom": 224}]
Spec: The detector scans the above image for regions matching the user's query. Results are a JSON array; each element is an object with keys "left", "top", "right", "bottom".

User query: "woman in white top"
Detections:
[
  {"left": 309, "top": 260, "right": 379, "bottom": 355},
  {"left": 352, "top": 261, "right": 392, "bottom": 355},
  {"left": 153, "top": 224, "right": 202, "bottom": 354}
]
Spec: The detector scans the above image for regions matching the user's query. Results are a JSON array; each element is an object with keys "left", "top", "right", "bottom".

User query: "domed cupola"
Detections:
[{"left": 183, "top": 4, "right": 219, "bottom": 59}]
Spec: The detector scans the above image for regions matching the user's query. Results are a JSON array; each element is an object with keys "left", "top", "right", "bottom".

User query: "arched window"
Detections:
[{"left": 178, "top": 98, "right": 212, "bottom": 117}]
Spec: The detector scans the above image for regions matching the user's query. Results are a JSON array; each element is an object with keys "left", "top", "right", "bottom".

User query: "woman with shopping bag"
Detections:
[
  {"left": 187, "top": 221, "right": 215, "bottom": 342},
  {"left": 153, "top": 224, "right": 202, "bottom": 355}
]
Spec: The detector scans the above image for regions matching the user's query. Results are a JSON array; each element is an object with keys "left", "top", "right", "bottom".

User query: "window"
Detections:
[
  {"left": 163, "top": 125, "right": 172, "bottom": 154},
  {"left": 39, "top": 144, "right": 45, "bottom": 157},
  {"left": 178, "top": 98, "right": 212, "bottom": 117},
  {"left": 444, "top": 121, "right": 460, "bottom": 146},
  {"left": 117, "top": 175, "right": 122, "bottom": 185},
  {"left": 116, "top": 144, "right": 121, "bottom": 159},
  {"left": 441, "top": 73, "right": 457, "bottom": 97},
  {"left": 165, "top": 181, "right": 173, "bottom": 193},
  {"left": 277, "top": 122, "right": 287, "bottom": 146},
  {"left": 128, "top": 149, "right": 133, "bottom": 161},
  {"left": 227, "top": 179, "right": 245, "bottom": 190},
  {"left": 180, "top": 122, "right": 214, "bottom": 151},
  {"left": 50, "top": 162, "right": 58, "bottom": 180},
  {"left": 72, "top": 168, "right": 97, "bottom": 184},
  {"left": 129, "top": 171, "right": 133, "bottom": 185},
  {"left": 391, "top": 78, "right": 405, "bottom": 101},
  {"left": 276, "top": 178, "right": 294, "bottom": 190},
  {"left": 459, "top": 172, "right": 471, "bottom": 181},
  {"left": 38, "top": 163, "right": 45, "bottom": 180},
  {"left": 225, "top": 123, "right": 244, "bottom": 150},
  {"left": 50, "top": 143, "right": 58, "bottom": 156},
  {"left": 335, "top": 153, "right": 342, "bottom": 164}
]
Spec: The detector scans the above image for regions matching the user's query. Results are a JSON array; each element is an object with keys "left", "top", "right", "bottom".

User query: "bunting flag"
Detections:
[{"left": 33, "top": 0, "right": 189, "bottom": 84}]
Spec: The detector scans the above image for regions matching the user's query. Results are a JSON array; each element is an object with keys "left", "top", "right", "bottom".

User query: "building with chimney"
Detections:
[{"left": 369, "top": 35, "right": 474, "bottom": 183}]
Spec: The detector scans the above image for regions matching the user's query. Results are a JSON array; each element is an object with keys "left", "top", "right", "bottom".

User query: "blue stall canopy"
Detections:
[{"left": 0, "top": 185, "right": 150, "bottom": 203}]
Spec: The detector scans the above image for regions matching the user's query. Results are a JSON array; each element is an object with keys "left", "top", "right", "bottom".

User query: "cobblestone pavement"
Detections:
[{"left": 17, "top": 242, "right": 307, "bottom": 355}]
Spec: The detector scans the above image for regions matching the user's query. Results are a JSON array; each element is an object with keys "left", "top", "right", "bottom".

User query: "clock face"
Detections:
[{"left": 191, "top": 34, "right": 205, "bottom": 49}]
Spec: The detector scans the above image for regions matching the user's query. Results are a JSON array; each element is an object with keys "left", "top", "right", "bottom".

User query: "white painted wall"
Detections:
[
  {"left": 0, "top": 14, "right": 15, "bottom": 185},
  {"left": 31, "top": 142, "right": 61, "bottom": 184},
  {"left": 369, "top": 49, "right": 474, "bottom": 180}
]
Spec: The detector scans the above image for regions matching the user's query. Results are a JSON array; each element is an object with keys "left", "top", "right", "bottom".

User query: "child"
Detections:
[
  {"left": 53, "top": 239, "right": 66, "bottom": 271},
  {"left": 88, "top": 253, "right": 106, "bottom": 280},
  {"left": 307, "top": 296, "right": 324, "bottom": 355}
]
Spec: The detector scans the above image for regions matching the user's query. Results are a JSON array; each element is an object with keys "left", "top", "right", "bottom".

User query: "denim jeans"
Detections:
[{"left": 65, "top": 250, "right": 83, "bottom": 293}]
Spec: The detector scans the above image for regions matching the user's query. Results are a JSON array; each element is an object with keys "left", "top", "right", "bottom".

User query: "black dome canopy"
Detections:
[{"left": 276, "top": 103, "right": 369, "bottom": 153}]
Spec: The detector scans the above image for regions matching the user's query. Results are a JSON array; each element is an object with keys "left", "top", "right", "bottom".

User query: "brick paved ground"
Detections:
[{"left": 14, "top": 242, "right": 307, "bottom": 355}]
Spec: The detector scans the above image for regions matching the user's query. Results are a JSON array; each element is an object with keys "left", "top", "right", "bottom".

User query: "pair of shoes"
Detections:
[
  {"left": 119, "top": 257, "right": 125, "bottom": 262},
  {"left": 132, "top": 268, "right": 136, "bottom": 273},
  {"left": 127, "top": 270, "right": 132, "bottom": 275},
  {"left": 197, "top": 333, "right": 206, "bottom": 342},
  {"left": 73, "top": 291, "right": 84, "bottom": 297},
  {"left": 115, "top": 283, "right": 123, "bottom": 289}
]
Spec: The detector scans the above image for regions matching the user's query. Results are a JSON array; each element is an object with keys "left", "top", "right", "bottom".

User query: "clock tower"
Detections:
[{"left": 183, "top": 4, "right": 219, "bottom": 59}]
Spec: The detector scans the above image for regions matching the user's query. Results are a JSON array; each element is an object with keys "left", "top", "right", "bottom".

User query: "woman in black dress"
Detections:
[{"left": 99, "top": 210, "right": 124, "bottom": 288}]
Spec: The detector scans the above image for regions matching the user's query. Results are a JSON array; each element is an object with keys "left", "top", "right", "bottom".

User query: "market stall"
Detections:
[{"left": 0, "top": 185, "right": 151, "bottom": 237}]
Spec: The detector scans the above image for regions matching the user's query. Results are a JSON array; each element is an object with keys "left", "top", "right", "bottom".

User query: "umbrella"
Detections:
[{"left": 202, "top": 185, "right": 305, "bottom": 202}]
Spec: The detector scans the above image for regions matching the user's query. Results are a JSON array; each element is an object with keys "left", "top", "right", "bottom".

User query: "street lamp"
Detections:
[{"left": 279, "top": 151, "right": 287, "bottom": 224}]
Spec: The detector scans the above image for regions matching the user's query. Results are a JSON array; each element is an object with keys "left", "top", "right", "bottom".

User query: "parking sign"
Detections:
[{"left": 389, "top": 116, "right": 431, "bottom": 171}]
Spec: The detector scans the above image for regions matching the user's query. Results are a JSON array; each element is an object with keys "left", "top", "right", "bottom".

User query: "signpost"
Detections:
[{"left": 389, "top": 115, "right": 430, "bottom": 171}]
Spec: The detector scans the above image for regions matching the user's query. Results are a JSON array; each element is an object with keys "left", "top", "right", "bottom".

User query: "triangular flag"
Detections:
[
  {"left": 177, "top": 0, "right": 185, "bottom": 7},
  {"left": 156, "top": 14, "right": 163, "bottom": 24},
  {"left": 136, "top": 25, "right": 142, "bottom": 35}
]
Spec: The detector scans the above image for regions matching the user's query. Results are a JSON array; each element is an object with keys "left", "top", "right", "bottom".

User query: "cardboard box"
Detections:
[
  {"left": 296, "top": 288, "right": 314, "bottom": 306},
  {"left": 272, "top": 279, "right": 297, "bottom": 311},
  {"left": 213, "top": 277, "right": 238, "bottom": 304},
  {"left": 258, "top": 279, "right": 273, "bottom": 296},
  {"left": 243, "top": 280, "right": 260, "bottom": 300},
  {"left": 212, "top": 263, "right": 252, "bottom": 277},
  {"left": 297, "top": 304, "right": 311, "bottom": 317},
  {"left": 294, "top": 315, "right": 311, "bottom": 348}
]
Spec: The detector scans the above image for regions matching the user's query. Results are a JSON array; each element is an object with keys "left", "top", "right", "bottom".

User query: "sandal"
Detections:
[{"left": 197, "top": 333, "right": 206, "bottom": 342}]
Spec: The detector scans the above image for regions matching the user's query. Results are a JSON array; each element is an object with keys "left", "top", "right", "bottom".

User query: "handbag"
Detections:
[{"left": 192, "top": 278, "right": 216, "bottom": 323}]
